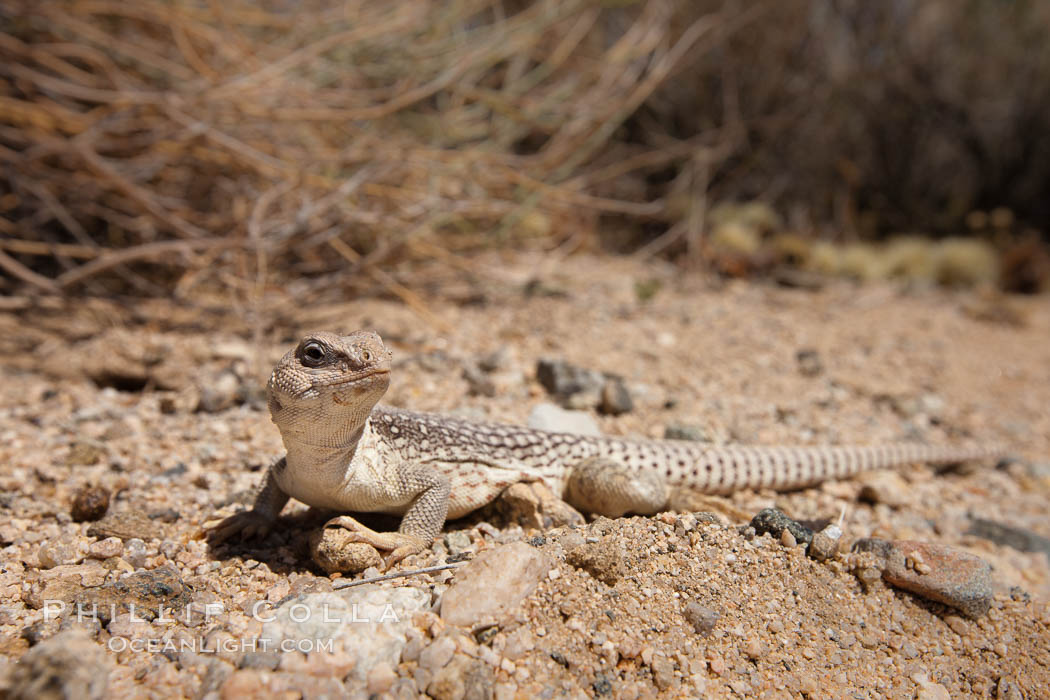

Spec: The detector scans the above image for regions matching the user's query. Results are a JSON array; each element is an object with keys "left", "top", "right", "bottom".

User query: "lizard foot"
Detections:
[
  {"left": 204, "top": 510, "right": 274, "bottom": 544},
  {"left": 323, "top": 516, "right": 428, "bottom": 569}
]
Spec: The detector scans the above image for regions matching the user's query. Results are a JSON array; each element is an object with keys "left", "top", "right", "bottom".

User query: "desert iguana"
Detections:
[{"left": 208, "top": 330, "right": 1003, "bottom": 566}]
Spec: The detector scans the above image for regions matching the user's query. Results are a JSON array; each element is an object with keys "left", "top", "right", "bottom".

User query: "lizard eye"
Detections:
[
  {"left": 301, "top": 342, "right": 326, "bottom": 366},
  {"left": 361, "top": 349, "right": 373, "bottom": 362}
]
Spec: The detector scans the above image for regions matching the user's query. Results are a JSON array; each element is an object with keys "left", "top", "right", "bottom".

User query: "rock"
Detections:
[
  {"left": 441, "top": 542, "right": 551, "bottom": 627},
  {"left": 749, "top": 508, "right": 813, "bottom": 545},
  {"left": 852, "top": 538, "right": 993, "bottom": 618},
  {"left": 259, "top": 584, "right": 429, "bottom": 682},
  {"left": 87, "top": 537, "right": 123, "bottom": 560},
  {"left": 444, "top": 531, "right": 474, "bottom": 557},
  {"left": 87, "top": 509, "right": 166, "bottom": 542},
  {"left": 682, "top": 602, "right": 720, "bottom": 636},
  {"left": 478, "top": 347, "right": 511, "bottom": 373},
  {"left": 598, "top": 379, "right": 633, "bottom": 415},
  {"left": 808, "top": 524, "right": 842, "bottom": 562},
  {"left": 418, "top": 634, "right": 458, "bottom": 673},
  {"left": 309, "top": 528, "right": 383, "bottom": 574},
  {"left": 495, "top": 482, "right": 585, "bottom": 531},
  {"left": 5, "top": 630, "right": 110, "bottom": 700},
  {"left": 966, "top": 516, "right": 1050, "bottom": 556},
  {"left": 663, "top": 424, "right": 713, "bottom": 442},
  {"left": 650, "top": 653, "right": 675, "bottom": 690},
  {"left": 856, "top": 470, "right": 910, "bottom": 507},
  {"left": 71, "top": 486, "right": 110, "bottom": 522},
  {"left": 22, "top": 563, "right": 108, "bottom": 610},
  {"left": 462, "top": 363, "right": 497, "bottom": 397},
  {"left": 565, "top": 537, "right": 633, "bottom": 587},
  {"left": 65, "top": 442, "right": 107, "bottom": 467},
  {"left": 535, "top": 359, "right": 606, "bottom": 408},
  {"left": 37, "top": 537, "right": 83, "bottom": 569},
  {"left": 912, "top": 672, "right": 951, "bottom": 700},
  {"left": 427, "top": 654, "right": 493, "bottom": 700},
  {"left": 527, "top": 403, "right": 601, "bottom": 436},
  {"left": 197, "top": 369, "right": 243, "bottom": 413},
  {"left": 796, "top": 349, "right": 823, "bottom": 376},
  {"left": 72, "top": 565, "right": 191, "bottom": 625},
  {"left": 123, "top": 538, "right": 148, "bottom": 568}
]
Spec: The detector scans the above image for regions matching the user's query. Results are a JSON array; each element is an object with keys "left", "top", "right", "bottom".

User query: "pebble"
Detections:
[
  {"left": 260, "top": 584, "right": 429, "bottom": 682},
  {"left": 852, "top": 538, "right": 993, "bottom": 618},
  {"left": 856, "top": 470, "right": 911, "bottom": 507},
  {"left": 796, "top": 349, "right": 823, "bottom": 376},
  {"left": 808, "top": 524, "right": 842, "bottom": 562},
  {"left": 87, "top": 537, "right": 123, "bottom": 560},
  {"left": 73, "top": 565, "right": 191, "bottom": 625},
  {"left": 535, "top": 358, "right": 606, "bottom": 405},
  {"left": 966, "top": 516, "right": 1050, "bottom": 556},
  {"left": 527, "top": 403, "right": 601, "bottom": 436},
  {"left": 5, "top": 630, "right": 110, "bottom": 700},
  {"left": 71, "top": 486, "right": 111, "bottom": 522},
  {"left": 663, "top": 424, "right": 713, "bottom": 442},
  {"left": 440, "top": 542, "right": 552, "bottom": 627},
  {"left": 87, "top": 510, "right": 166, "bottom": 542},
  {"left": 37, "top": 538, "right": 82, "bottom": 569},
  {"left": 418, "top": 634, "right": 457, "bottom": 672},
  {"left": 749, "top": 508, "right": 814, "bottom": 545},
  {"left": 598, "top": 378, "right": 633, "bottom": 415}
]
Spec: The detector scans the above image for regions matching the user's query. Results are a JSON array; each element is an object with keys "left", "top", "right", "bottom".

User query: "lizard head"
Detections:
[{"left": 267, "top": 330, "right": 392, "bottom": 447}]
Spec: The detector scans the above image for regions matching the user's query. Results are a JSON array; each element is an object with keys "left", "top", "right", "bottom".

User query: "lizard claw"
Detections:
[
  {"left": 204, "top": 510, "right": 274, "bottom": 543},
  {"left": 323, "top": 516, "right": 428, "bottom": 569}
]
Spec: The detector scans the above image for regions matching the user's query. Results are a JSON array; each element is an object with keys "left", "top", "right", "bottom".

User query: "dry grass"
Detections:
[{"left": 0, "top": 0, "right": 752, "bottom": 302}]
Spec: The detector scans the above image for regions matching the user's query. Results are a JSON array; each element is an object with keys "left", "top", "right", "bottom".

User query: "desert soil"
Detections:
[{"left": 0, "top": 252, "right": 1048, "bottom": 699}]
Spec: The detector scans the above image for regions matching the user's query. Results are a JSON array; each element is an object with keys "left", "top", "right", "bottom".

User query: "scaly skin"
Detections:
[{"left": 208, "top": 330, "right": 1005, "bottom": 567}]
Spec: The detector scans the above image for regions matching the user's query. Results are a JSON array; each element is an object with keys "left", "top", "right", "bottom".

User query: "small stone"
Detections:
[
  {"left": 87, "top": 509, "right": 166, "bottom": 542},
  {"left": 749, "top": 508, "right": 813, "bottom": 545},
  {"left": 808, "top": 528, "right": 840, "bottom": 562},
  {"left": 796, "top": 349, "right": 823, "bottom": 376},
  {"left": 496, "top": 481, "right": 585, "bottom": 530},
  {"left": 87, "top": 537, "right": 123, "bottom": 560},
  {"left": 682, "top": 602, "right": 721, "bottom": 636},
  {"left": 427, "top": 655, "right": 493, "bottom": 700},
  {"left": 441, "top": 542, "right": 552, "bottom": 627},
  {"left": 37, "top": 539, "right": 82, "bottom": 569},
  {"left": 309, "top": 528, "right": 383, "bottom": 574},
  {"left": 71, "top": 486, "right": 110, "bottom": 522},
  {"left": 566, "top": 537, "right": 631, "bottom": 586},
  {"left": 462, "top": 363, "right": 496, "bottom": 397},
  {"left": 663, "top": 424, "right": 712, "bottom": 442},
  {"left": 444, "top": 531, "right": 473, "bottom": 556},
  {"left": 966, "top": 516, "right": 1050, "bottom": 556},
  {"left": 650, "top": 654, "right": 675, "bottom": 690},
  {"left": 65, "top": 442, "right": 106, "bottom": 467},
  {"left": 535, "top": 359, "right": 606, "bottom": 407},
  {"left": 780, "top": 529, "right": 798, "bottom": 548},
  {"left": 124, "top": 538, "right": 148, "bottom": 568},
  {"left": 743, "top": 638, "right": 766, "bottom": 660},
  {"left": 857, "top": 470, "right": 910, "bottom": 507},
  {"left": 527, "top": 403, "right": 601, "bottom": 436},
  {"left": 72, "top": 565, "right": 191, "bottom": 625},
  {"left": 366, "top": 662, "right": 398, "bottom": 695},
  {"left": 419, "top": 635, "right": 457, "bottom": 672},
  {"left": 853, "top": 538, "right": 993, "bottom": 617},
  {"left": 598, "top": 379, "right": 633, "bottom": 415},
  {"left": 197, "top": 370, "right": 243, "bottom": 413},
  {"left": 5, "top": 630, "right": 110, "bottom": 700}
]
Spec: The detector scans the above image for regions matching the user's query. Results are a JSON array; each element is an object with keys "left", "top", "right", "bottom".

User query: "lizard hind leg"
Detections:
[{"left": 564, "top": 456, "right": 670, "bottom": 518}]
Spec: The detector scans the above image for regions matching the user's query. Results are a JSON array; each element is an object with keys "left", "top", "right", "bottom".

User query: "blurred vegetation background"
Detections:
[{"left": 2, "top": 0, "right": 1048, "bottom": 302}]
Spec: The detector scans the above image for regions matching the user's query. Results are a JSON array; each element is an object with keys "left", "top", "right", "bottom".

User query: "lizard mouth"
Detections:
[{"left": 311, "top": 367, "right": 390, "bottom": 392}]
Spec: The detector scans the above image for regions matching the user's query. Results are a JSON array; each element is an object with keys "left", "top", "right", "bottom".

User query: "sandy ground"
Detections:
[{"left": 0, "top": 252, "right": 1048, "bottom": 698}]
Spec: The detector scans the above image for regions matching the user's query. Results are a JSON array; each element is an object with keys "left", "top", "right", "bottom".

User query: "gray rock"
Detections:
[
  {"left": 535, "top": 359, "right": 606, "bottom": 405},
  {"left": 663, "top": 424, "right": 713, "bottom": 442},
  {"left": 599, "top": 379, "right": 634, "bottom": 415},
  {"left": 260, "top": 584, "right": 429, "bottom": 681},
  {"left": 682, "top": 602, "right": 721, "bottom": 636},
  {"left": 527, "top": 403, "right": 601, "bottom": 436},
  {"left": 796, "top": 349, "right": 823, "bottom": 376},
  {"left": 72, "top": 565, "right": 191, "bottom": 625},
  {"left": 5, "top": 630, "right": 110, "bottom": 700},
  {"left": 966, "top": 516, "right": 1050, "bottom": 556},
  {"left": 749, "top": 508, "right": 814, "bottom": 545},
  {"left": 440, "top": 542, "right": 551, "bottom": 627},
  {"left": 444, "top": 531, "right": 474, "bottom": 557}
]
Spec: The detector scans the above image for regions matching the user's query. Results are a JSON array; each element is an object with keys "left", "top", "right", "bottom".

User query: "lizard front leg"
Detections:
[
  {"left": 206, "top": 457, "right": 290, "bottom": 542},
  {"left": 324, "top": 464, "right": 450, "bottom": 568}
]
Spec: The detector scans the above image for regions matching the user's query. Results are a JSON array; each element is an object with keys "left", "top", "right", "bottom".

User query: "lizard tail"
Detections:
[{"left": 659, "top": 441, "right": 1008, "bottom": 495}]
